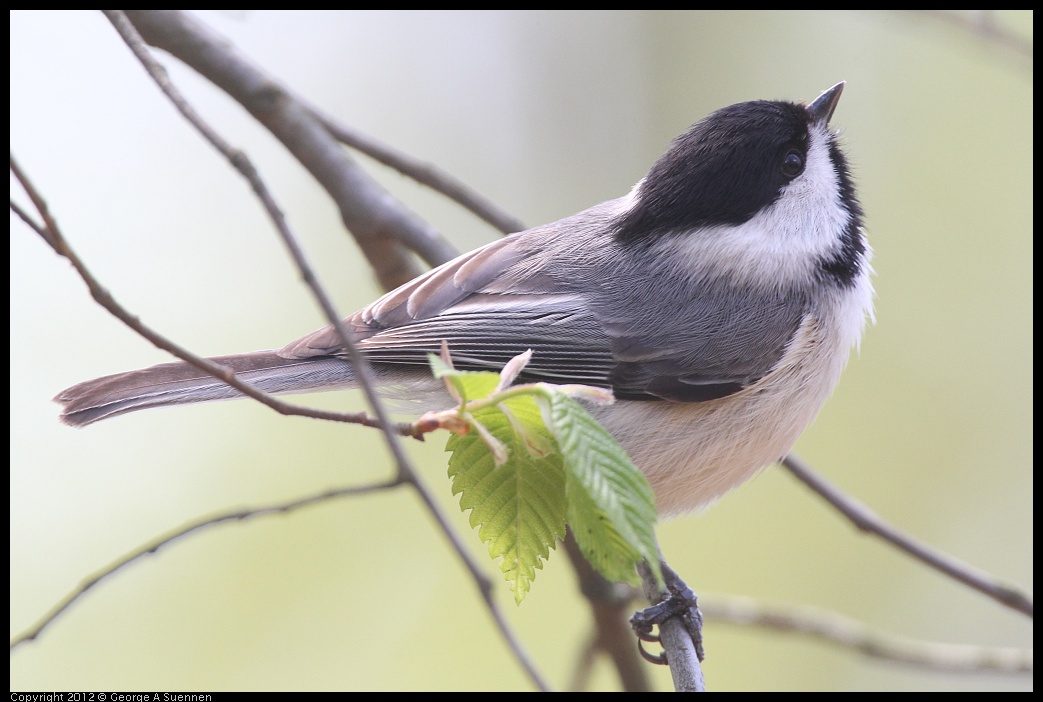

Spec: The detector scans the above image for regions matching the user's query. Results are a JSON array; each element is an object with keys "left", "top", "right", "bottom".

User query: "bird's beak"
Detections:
[{"left": 807, "top": 82, "right": 845, "bottom": 124}]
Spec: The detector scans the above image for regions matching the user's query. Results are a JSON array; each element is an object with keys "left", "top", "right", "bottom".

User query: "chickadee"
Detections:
[{"left": 55, "top": 83, "right": 872, "bottom": 515}]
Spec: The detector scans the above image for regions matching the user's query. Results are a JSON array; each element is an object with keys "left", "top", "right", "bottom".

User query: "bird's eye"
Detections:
[{"left": 781, "top": 150, "right": 805, "bottom": 178}]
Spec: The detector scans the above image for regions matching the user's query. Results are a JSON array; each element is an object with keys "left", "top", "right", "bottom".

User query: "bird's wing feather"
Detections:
[{"left": 278, "top": 211, "right": 808, "bottom": 401}]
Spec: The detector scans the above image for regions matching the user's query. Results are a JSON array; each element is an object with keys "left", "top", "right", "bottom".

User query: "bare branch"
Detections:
[
  {"left": 405, "top": 452, "right": 555, "bottom": 691},
  {"left": 11, "top": 153, "right": 414, "bottom": 434},
  {"left": 782, "top": 454, "right": 1033, "bottom": 618},
  {"left": 117, "top": 9, "right": 459, "bottom": 289},
  {"left": 107, "top": 18, "right": 548, "bottom": 684},
  {"left": 313, "top": 108, "right": 527, "bottom": 236},
  {"left": 10, "top": 480, "right": 401, "bottom": 650},
  {"left": 15, "top": 143, "right": 550, "bottom": 696},
  {"left": 701, "top": 593, "right": 1033, "bottom": 674},
  {"left": 20, "top": 12, "right": 552, "bottom": 687},
  {"left": 563, "top": 531, "right": 650, "bottom": 691},
  {"left": 103, "top": 10, "right": 407, "bottom": 441}
]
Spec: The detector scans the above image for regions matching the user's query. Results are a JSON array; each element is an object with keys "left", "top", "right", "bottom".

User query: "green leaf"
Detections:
[
  {"left": 426, "top": 352, "right": 456, "bottom": 380},
  {"left": 446, "top": 395, "right": 568, "bottom": 603},
  {"left": 541, "top": 392, "right": 660, "bottom": 586},
  {"left": 433, "top": 349, "right": 661, "bottom": 597},
  {"left": 427, "top": 353, "right": 500, "bottom": 404}
]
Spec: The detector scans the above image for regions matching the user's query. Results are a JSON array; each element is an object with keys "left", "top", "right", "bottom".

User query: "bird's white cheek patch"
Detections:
[{"left": 654, "top": 127, "right": 854, "bottom": 290}]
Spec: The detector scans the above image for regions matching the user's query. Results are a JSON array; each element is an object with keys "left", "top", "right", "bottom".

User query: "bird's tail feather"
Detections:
[{"left": 54, "top": 351, "right": 355, "bottom": 427}]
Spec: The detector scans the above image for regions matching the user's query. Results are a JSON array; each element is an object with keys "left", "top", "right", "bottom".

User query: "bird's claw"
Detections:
[{"left": 629, "top": 567, "right": 705, "bottom": 663}]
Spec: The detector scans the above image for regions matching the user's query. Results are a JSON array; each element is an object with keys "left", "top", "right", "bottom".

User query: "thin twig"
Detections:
[
  {"left": 563, "top": 531, "right": 650, "bottom": 691},
  {"left": 119, "top": 9, "right": 460, "bottom": 289},
  {"left": 9, "top": 481, "right": 401, "bottom": 650},
  {"left": 103, "top": 9, "right": 401, "bottom": 439},
  {"left": 14, "top": 148, "right": 546, "bottom": 688},
  {"left": 404, "top": 451, "right": 554, "bottom": 690},
  {"left": 313, "top": 109, "right": 527, "bottom": 236},
  {"left": 11, "top": 156, "right": 414, "bottom": 434},
  {"left": 107, "top": 11, "right": 550, "bottom": 689},
  {"left": 78, "top": 12, "right": 551, "bottom": 690},
  {"left": 701, "top": 593, "right": 1033, "bottom": 674},
  {"left": 781, "top": 454, "right": 1033, "bottom": 618}
]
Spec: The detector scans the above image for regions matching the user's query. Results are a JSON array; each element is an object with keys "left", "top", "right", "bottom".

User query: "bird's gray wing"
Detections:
[
  {"left": 278, "top": 214, "right": 809, "bottom": 401},
  {"left": 277, "top": 231, "right": 616, "bottom": 385},
  {"left": 591, "top": 261, "right": 809, "bottom": 401}
]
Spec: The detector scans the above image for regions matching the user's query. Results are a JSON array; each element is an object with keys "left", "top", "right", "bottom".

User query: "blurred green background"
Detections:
[{"left": 10, "top": 10, "right": 1031, "bottom": 692}]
